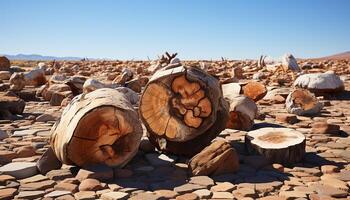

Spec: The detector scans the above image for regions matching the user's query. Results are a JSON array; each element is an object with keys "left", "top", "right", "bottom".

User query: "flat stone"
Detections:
[
  {"left": 54, "top": 182, "right": 78, "bottom": 193},
  {"left": 175, "top": 193, "right": 199, "bottom": 200},
  {"left": 46, "top": 169, "right": 73, "bottom": 181},
  {"left": 76, "top": 165, "right": 113, "bottom": 181},
  {"left": 279, "top": 190, "right": 307, "bottom": 198},
  {"left": 174, "top": 183, "right": 205, "bottom": 194},
  {"left": 101, "top": 191, "right": 129, "bottom": 200},
  {"left": 0, "top": 175, "right": 15, "bottom": 184},
  {"left": 44, "top": 190, "right": 71, "bottom": 198},
  {"left": 319, "top": 178, "right": 349, "bottom": 191},
  {"left": 74, "top": 191, "right": 96, "bottom": 200},
  {"left": 321, "top": 165, "right": 339, "bottom": 174},
  {"left": 210, "top": 182, "right": 235, "bottom": 192},
  {"left": 79, "top": 178, "right": 103, "bottom": 191},
  {"left": 0, "top": 162, "right": 37, "bottom": 179},
  {"left": 313, "top": 183, "right": 348, "bottom": 198},
  {"left": 0, "top": 188, "right": 17, "bottom": 200},
  {"left": 19, "top": 174, "right": 48, "bottom": 184},
  {"left": 129, "top": 192, "right": 163, "bottom": 200},
  {"left": 20, "top": 179, "right": 55, "bottom": 191},
  {"left": 14, "top": 146, "right": 36, "bottom": 158},
  {"left": 212, "top": 191, "right": 233, "bottom": 199},
  {"left": 154, "top": 189, "right": 178, "bottom": 199},
  {"left": 16, "top": 190, "right": 45, "bottom": 199},
  {"left": 189, "top": 176, "right": 215, "bottom": 188},
  {"left": 193, "top": 189, "right": 212, "bottom": 199},
  {"left": 12, "top": 129, "right": 40, "bottom": 137},
  {"left": 56, "top": 194, "right": 75, "bottom": 200},
  {"left": 233, "top": 187, "right": 257, "bottom": 198}
]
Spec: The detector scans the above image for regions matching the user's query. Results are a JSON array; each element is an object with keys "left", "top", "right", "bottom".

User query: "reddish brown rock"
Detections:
[{"left": 189, "top": 139, "right": 239, "bottom": 176}]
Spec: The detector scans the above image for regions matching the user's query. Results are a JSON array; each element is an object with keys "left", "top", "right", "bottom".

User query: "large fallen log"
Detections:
[
  {"left": 139, "top": 65, "right": 229, "bottom": 156},
  {"left": 245, "top": 127, "right": 305, "bottom": 165},
  {"left": 50, "top": 88, "right": 142, "bottom": 167}
]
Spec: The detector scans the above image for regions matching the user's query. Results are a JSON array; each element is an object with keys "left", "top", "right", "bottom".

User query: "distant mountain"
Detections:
[
  {"left": 310, "top": 51, "right": 350, "bottom": 60},
  {"left": 1, "top": 54, "right": 85, "bottom": 61}
]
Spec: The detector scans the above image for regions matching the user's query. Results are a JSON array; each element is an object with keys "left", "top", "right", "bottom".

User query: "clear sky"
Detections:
[{"left": 1, "top": 0, "right": 349, "bottom": 60}]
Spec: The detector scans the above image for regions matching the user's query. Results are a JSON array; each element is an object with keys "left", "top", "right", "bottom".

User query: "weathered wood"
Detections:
[
  {"left": 245, "top": 127, "right": 306, "bottom": 165},
  {"left": 50, "top": 88, "right": 142, "bottom": 167},
  {"left": 139, "top": 65, "right": 229, "bottom": 156}
]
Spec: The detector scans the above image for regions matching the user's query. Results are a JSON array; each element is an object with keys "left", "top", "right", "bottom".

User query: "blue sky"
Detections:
[{"left": 1, "top": 0, "right": 349, "bottom": 60}]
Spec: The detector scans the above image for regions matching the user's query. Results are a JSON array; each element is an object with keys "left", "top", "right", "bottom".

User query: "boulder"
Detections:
[
  {"left": 281, "top": 53, "right": 301, "bottom": 72},
  {"left": 293, "top": 71, "right": 344, "bottom": 94},
  {"left": 285, "top": 88, "right": 323, "bottom": 116},
  {"left": 0, "top": 56, "right": 10, "bottom": 71},
  {"left": 0, "top": 71, "right": 11, "bottom": 80},
  {"left": 188, "top": 139, "right": 239, "bottom": 176}
]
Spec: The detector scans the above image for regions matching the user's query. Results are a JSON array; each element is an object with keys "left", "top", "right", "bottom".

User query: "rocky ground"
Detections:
[{"left": 0, "top": 57, "right": 350, "bottom": 200}]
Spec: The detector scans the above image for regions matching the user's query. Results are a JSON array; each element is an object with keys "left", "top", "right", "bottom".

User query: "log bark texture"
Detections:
[
  {"left": 245, "top": 127, "right": 306, "bottom": 166},
  {"left": 50, "top": 88, "right": 142, "bottom": 167}
]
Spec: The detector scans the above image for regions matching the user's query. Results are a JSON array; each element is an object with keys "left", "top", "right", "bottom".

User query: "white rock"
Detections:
[
  {"left": 12, "top": 129, "right": 41, "bottom": 137},
  {"left": 0, "top": 162, "right": 38, "bottom": 179},
  {"left": 145, "top": 153, "right": 177, "bottom": 166},
  {"left": 115, "top": 87, "right": 139, "bottom": 105},
  {"left": 293, "top": 71, "right": 344, "bottom": 93},
  {"left": 285, "top": 89, "right": 323, "bottom": 116},
  {"left": 252, "top": 71, "right": 265, "bottom": 80},
  {"left": 281, "top": 53, "right": 301, "bottom": 72},
  {"left": 83, "top": 78, "right": 109, "bottom": 93}
]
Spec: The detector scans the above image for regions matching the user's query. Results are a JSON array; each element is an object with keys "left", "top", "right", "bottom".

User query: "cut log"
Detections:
[
  {"left": 285, "top": 89, "right": 323, "bottom": 116},
  {"left": 245, "top": 127, "right": 306, "bottom": 165},
  {"left": 50, "top": 88, "right": 142, "bottom": 167},
  {"left": 139, "top": 66, "right": 229, "bottom": 156},
  {"left": 223, "top": 95, "right": 257, "bottom": 131}
]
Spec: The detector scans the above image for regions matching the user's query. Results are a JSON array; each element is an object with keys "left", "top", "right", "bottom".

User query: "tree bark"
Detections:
[
  {"left": 245, "top": 127, "right": 306, "bottom": 166},
  {"left": 50, "top": 88, "right": 142, "bottom": 167}
]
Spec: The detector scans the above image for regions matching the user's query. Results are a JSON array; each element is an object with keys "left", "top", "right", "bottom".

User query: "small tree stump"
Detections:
[
  {"left": 245, "top": 127, "right": 306, "bottom": 165},
  {"left": 139, "top": 65, "right": 229, "bottom": 156},
  {"left": 50, "top": 88, "right": 142, "bottom": 167}
]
